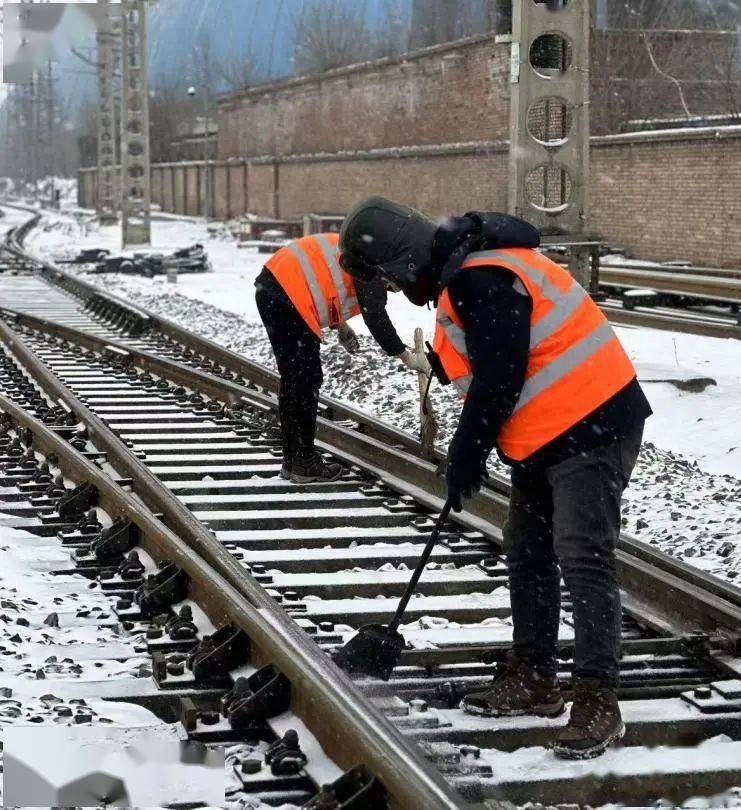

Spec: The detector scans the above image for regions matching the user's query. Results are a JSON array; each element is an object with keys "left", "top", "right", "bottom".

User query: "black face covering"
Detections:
[
  {"left": 404, "top": 276, "right": 436, "bottom": 307},
  {"left": 338, "top": 251, "right": 378, "bottom": 282}
]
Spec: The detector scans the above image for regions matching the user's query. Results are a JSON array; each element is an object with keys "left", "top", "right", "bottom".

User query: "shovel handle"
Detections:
[{"left": 388, "top": 498, "right": 453, "bottom": 634}]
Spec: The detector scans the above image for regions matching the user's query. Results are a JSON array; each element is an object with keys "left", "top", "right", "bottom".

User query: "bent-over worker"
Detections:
[
  {"left": 255, "top": 232, "right": 429, "bottom": 483},
  {"left": 339, "top": 197, "right": 652, "bottom": 760}
]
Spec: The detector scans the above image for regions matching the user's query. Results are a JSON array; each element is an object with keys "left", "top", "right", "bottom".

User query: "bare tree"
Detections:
[
  {"left": 293, "top": 0, "right": 376, "bottom": 74},
  {"left": 216, "top": 47, "right": 263, "bottom": 93},
  {"left": 374, "top": 0, "right": 409, "bottom": 60}
]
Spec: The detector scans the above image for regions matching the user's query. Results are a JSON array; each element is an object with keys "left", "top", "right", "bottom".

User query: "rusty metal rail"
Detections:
[{"left": 599, "top": 265, "right": 741, "bottom": 305}]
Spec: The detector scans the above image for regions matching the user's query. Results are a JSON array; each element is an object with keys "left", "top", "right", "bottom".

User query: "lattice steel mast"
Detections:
[
  {"left": 508, "top": 0, "right": 591, "bottom": 286},
  {"left": 120, "top": 0, "right": 152, "bottom": 247},
  {"left": 96, "top": 0, "right": 120, "bottom": 224}
]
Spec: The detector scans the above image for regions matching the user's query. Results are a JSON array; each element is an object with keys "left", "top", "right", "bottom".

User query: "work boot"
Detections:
[
  {"left": 280, "top": 456, "right": 292, "bottom": 480},
  {"left": 290, "top": 451, "right": 343, "bottom": 484},
  {"left": 460, "top": 651, "right": 565, "bottom": 718},
  {"left": 551, "top": 678, "right": 625, "bottom": 759}
]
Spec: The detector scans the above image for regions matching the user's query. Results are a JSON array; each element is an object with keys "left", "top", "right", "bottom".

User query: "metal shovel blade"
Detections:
[{"left": 333, "top": 623, "right": 405, "bottom": 681}]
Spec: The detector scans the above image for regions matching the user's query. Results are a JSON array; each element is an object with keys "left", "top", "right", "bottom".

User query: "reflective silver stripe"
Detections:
[
  {"left": 453, "top": 374, "right": 472, "bottom": 395},
  {"left": 466, "top": 250, "right": 561, "bottom": 298},
  {"left": 315, "top": 234, "right": 358, "bottom": 321},
  {"left": 288, "top": 241, "right": 330, "bottom": 328},
  {"left": 463, "top": 249, "right": 587, "bottom": 349},
  {"left": 514, "top": 320, "right": 615, "bottom": 413},
  {"left": 437, "top": 311, "right": 468, "bottom": 355},
  {"left": 530, "top": 282, "right": 586, "bottom": 349}
]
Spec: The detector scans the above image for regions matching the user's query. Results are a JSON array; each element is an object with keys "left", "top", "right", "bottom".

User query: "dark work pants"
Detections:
[
  {"left": 503, "top": 424, "right": 644, "bottom": 688},
  {"left": 255, "top": 270, "right": 323, "bottom": 457}
]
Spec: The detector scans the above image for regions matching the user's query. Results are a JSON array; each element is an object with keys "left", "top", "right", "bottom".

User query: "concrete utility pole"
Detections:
[
  {"left": 508, "top": 0, "right": 591, "bottom": 286},
  {"left": 120, "top": 0, "right": 152, "bottom": 247},
  {"left": 96, "top": 0, "right": 119, "bottom": 224}
]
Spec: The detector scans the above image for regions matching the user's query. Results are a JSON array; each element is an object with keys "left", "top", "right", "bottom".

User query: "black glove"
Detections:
[{"left": 446, "top": 440, "right": 490, "bottom": 513}]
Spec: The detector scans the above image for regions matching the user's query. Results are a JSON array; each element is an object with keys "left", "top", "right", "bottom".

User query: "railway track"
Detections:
[
  {"left": 598, "top": 264, "right": 741, "bottom": 306},
  {"left": 539, "top": 248, "right": 740, "bottom": 340},
  {"left": 1, "top": 208, "right": 741, "bottom": 806}
]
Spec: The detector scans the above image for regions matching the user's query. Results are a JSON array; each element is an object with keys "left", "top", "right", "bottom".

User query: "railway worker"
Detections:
[
  {"left": 255, "top": 231, "right": 430, "bottom": 483},
  {"left": 339, "top": 197, "right": 652, "bottom": 760}
]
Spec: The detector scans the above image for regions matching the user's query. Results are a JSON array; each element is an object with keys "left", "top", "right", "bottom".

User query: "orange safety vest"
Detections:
[
  {"left": 433, "top": 248, "right": 637, "bottom": 461},
  {"left": 265, "top": 233, "right": 361, "bottom": 338}
]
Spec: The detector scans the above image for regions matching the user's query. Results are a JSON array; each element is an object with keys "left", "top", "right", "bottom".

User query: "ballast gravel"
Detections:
[{"left": 84, "top": 276, "right": 741, "bottom": 585}]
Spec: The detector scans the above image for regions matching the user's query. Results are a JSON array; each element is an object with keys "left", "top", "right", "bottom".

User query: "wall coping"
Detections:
[
  {"left": 78, "top": 125, "right": 741, "bottom": 177},
  {"left": 152, "top": 159, "right": 248, "bottom": 169},
  {"left": 79, "top": 159, "right": 247, "bottom": 174},
  {"left": 592, "top": 124, "right": 741, "bottom": 146},
  {"left": 217, "top": 32, "right": 508, "bottom": 108},
  {"left": 247, "top": 140, "right": 509, "bottom": 165}
]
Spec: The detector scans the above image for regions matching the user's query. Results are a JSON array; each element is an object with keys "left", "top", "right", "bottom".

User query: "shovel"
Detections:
[{"left": 334, "top": 498, "right": 453, "bottom": 681}]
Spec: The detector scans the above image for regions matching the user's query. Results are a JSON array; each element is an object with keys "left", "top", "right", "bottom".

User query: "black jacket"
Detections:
[
  {"left": 258, "top": 268, "right": 405, "bottom": 356},
  {"left": 436, "top": 214, "right": 652, "bottom": 480},
  {"left": 355, "top": 276, "right": 405, "bottom": 356}
]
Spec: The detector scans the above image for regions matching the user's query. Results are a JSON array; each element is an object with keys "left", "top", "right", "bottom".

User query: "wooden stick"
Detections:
[{"left": 414, "top": 328, "right": 439, "bottom": 458}]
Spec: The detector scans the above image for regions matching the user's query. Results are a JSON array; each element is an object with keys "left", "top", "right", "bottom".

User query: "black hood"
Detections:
[
  {"left": 339, "top": 196, "right": 439, "bottom": 291},
  {"left": 433, "top": 212, "right": 541, "bottom": 293}
]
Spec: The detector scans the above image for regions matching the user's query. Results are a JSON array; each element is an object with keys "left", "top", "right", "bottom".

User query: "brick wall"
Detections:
[
  {"left": 78, "top": 130, "right": 741, "bottom": 267},
  {"left": 217, "top": 35, "right": 511, "bottom": 158},
  {"left": 590, "top": 130, "right": 741, "bottom": 268},
  {"left": 77, "top": 26, "right": 741, "bottom": 269}
]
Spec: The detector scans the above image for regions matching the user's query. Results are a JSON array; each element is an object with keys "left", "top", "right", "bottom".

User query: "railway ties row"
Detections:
[{"left": 2, "top": 297, "right": 741, "bottom": 806}]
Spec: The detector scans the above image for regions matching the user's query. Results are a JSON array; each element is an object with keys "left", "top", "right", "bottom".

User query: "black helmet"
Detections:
[{"left": 339, "top": 196, "right": 439, "bottom": 291}]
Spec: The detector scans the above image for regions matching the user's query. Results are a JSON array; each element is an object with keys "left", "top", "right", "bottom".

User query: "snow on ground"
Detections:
[
  {"left": 23, "top": 212, "right": 741, "bottom": 584},
  {"left": 0, "top": 515, "right": 283, "bottom": 809},
  {"left": 0, "top": 517, "right": 160, "bottom": 804}
]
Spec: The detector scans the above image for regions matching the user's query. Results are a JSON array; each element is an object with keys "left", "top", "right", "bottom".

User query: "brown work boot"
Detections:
[
  {"left": 551, "top": 678, "right": 625, "bottom": 759},
  {"left": 290, "top": 451, "right": 344, "bottom": 484},
  {"left": 460, "top": 652, "right": 565, "bottom": 718}
]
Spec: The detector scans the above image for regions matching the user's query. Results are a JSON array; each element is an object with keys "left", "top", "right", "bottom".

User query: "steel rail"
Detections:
[
  {"left": 0, "top": 317, "right": 470, "bottom": 810},
  {"left": 598, "top": 260, "right": 741, "bottom": 281},
  {"left": 4, "top": 306, "right": 741, "bottom": 645},
  {"left": 599, "top": 302, "right": 739, "bottom": 340},
  {"left": 599, "top": 265, "right": 741, "bottom": 304}
]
